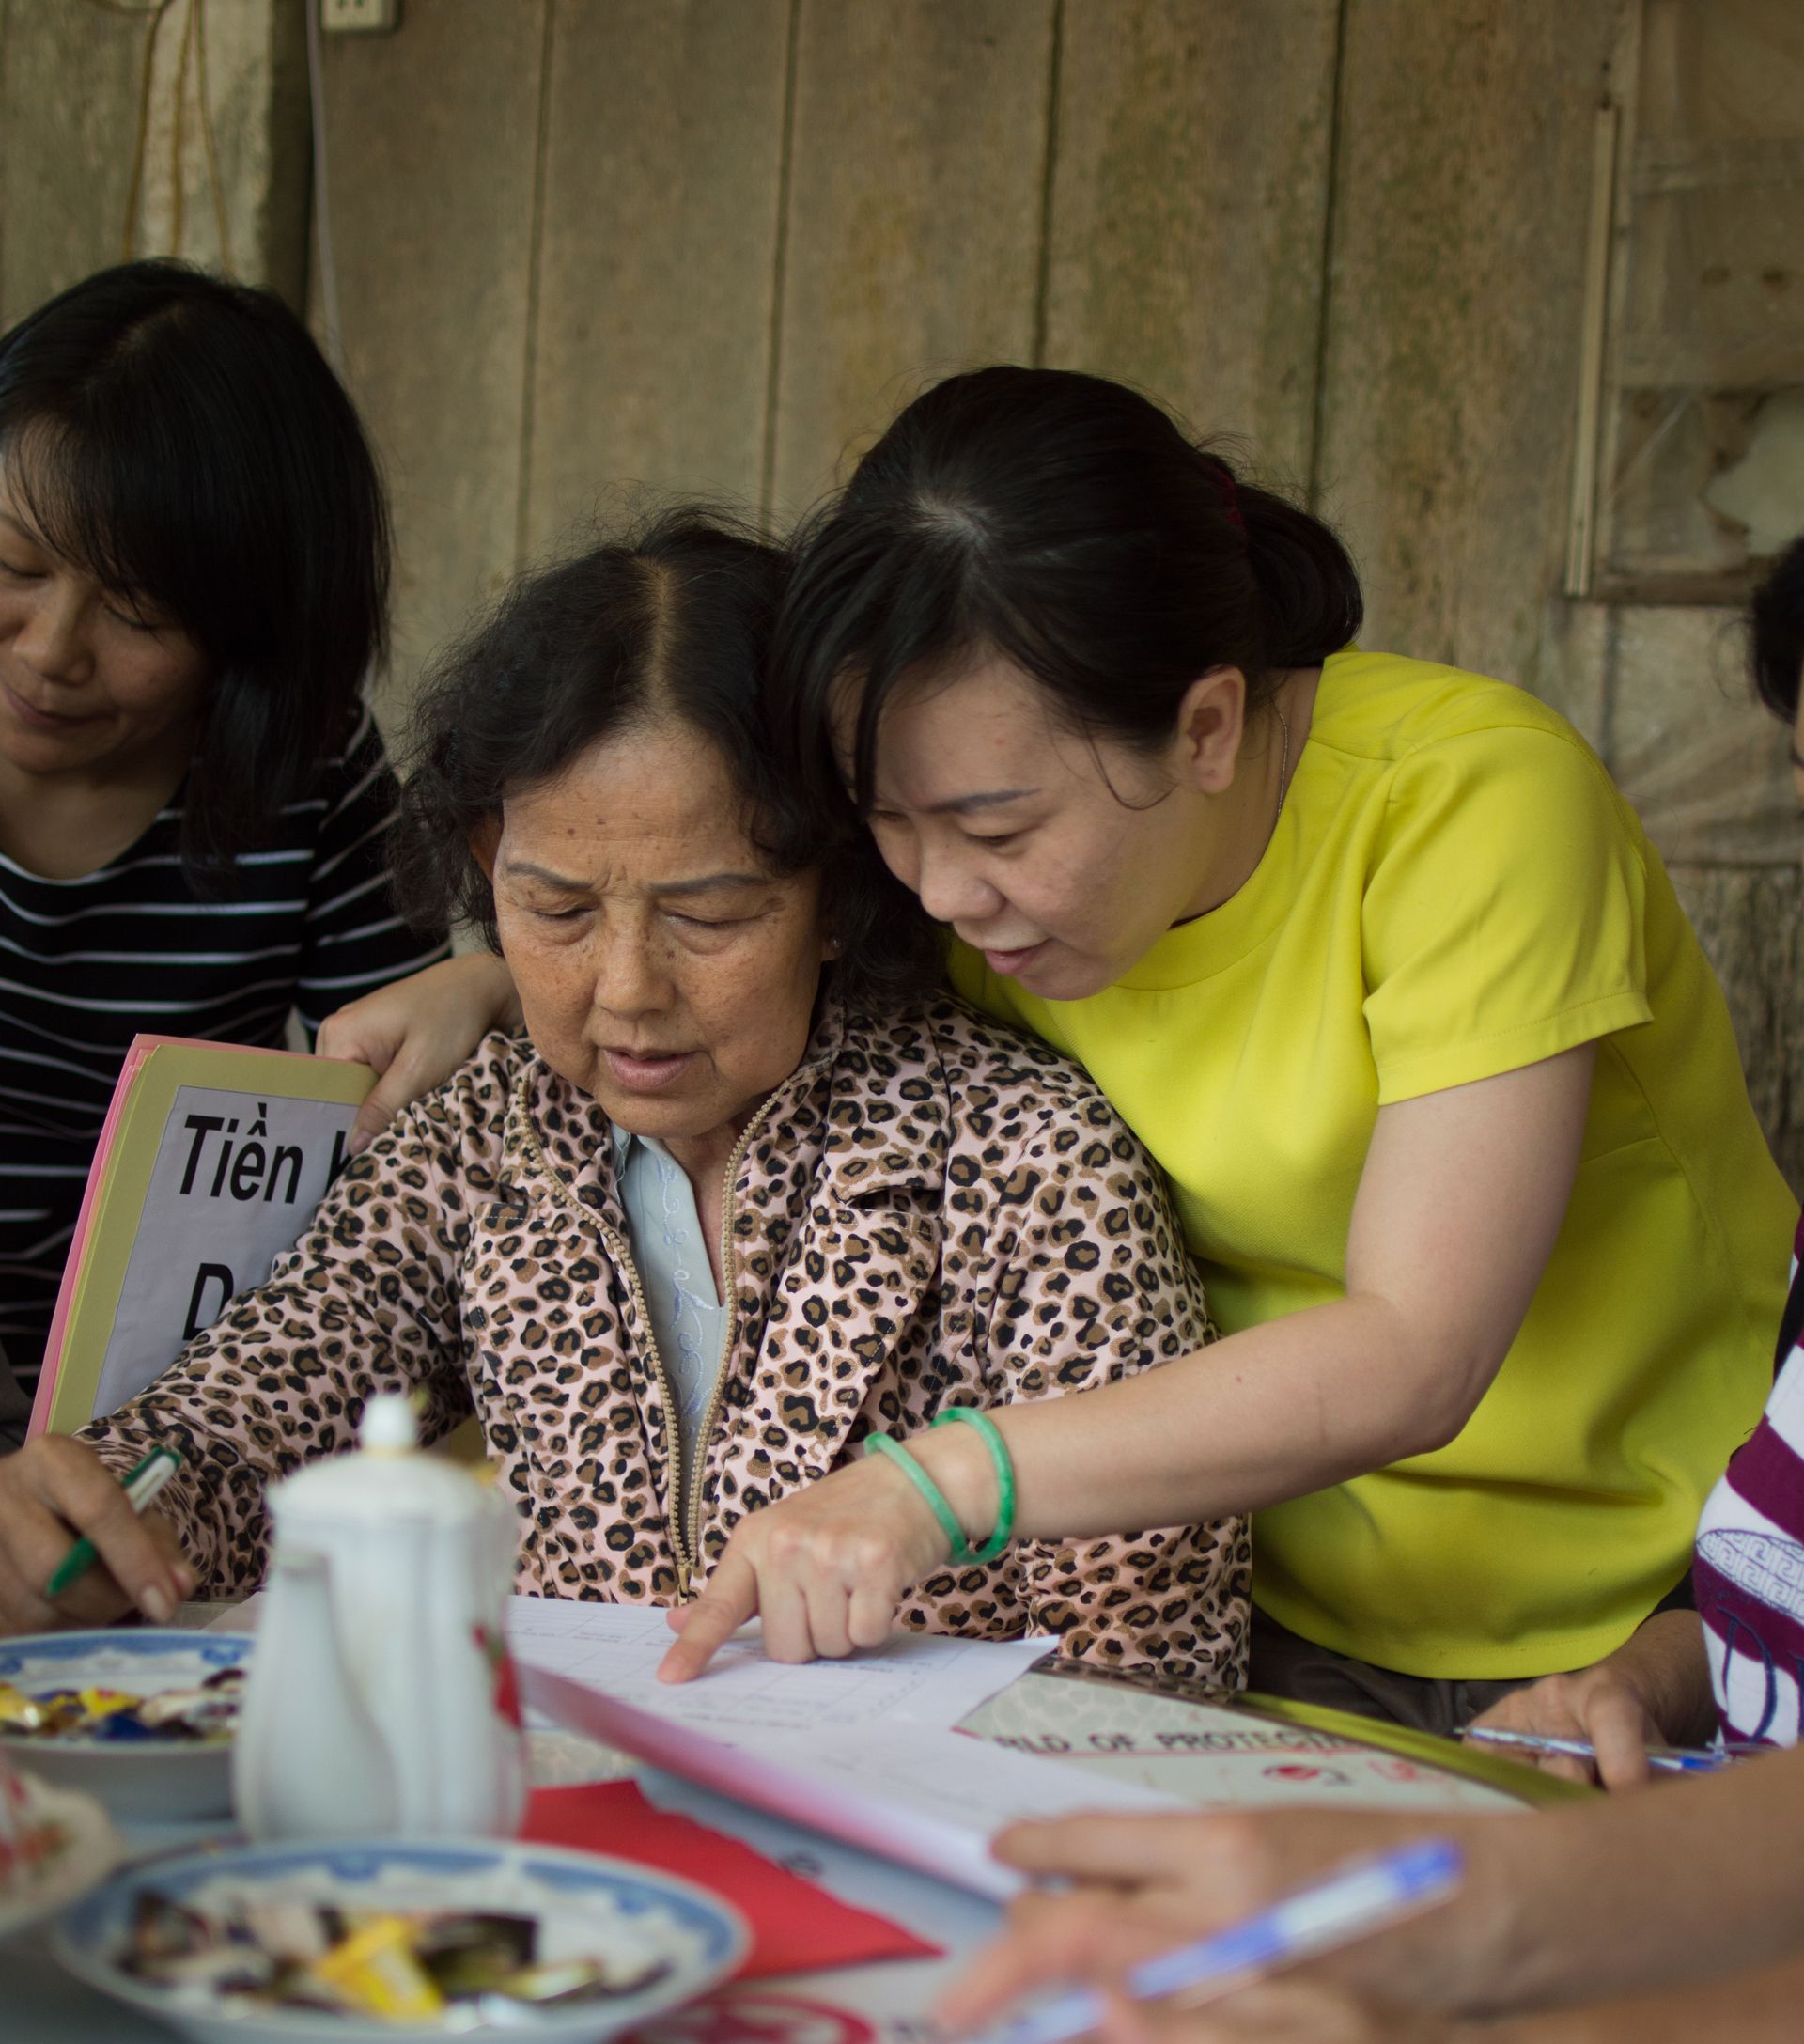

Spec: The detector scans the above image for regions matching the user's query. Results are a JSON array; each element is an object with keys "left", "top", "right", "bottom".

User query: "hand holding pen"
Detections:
[
  {"left": 940, "top": 1808, "right": 1472, "bottom": 2042},
  {"left": 1460, "top": 1724, "right": 1760, "bottom": 1776},
  {"left": 1460, "top": 1615, "right": 1722, "bottom": 1790},
  {"left": 967, "top": 1839, "right": 1461, "bottom": 2044},
  {"left": 0, "top": 1431, "right": 194, "bottom": 1633}
]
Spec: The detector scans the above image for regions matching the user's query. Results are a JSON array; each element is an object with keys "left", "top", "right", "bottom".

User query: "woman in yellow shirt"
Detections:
[
  {"left": 651, "top": 366, "right": 1796, "bottom": 1721},
  {"left": 325, "top": 367, "right": 1791, "bottom": 1722}
]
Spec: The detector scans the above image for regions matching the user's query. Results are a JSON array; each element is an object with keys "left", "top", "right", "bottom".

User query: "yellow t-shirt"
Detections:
[{"left": 952, "top": 648, "right": 1796, "bottom": 1678}]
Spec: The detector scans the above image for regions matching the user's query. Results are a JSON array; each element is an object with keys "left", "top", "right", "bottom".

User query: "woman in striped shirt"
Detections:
[{"left": 0, "top": 261, "right": 452, "bottom": 1440}]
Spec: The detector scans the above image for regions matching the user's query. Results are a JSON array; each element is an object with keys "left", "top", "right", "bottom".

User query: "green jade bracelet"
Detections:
[{"left": 863, "top": 1406, "right": 1017, "bottom": 1567}]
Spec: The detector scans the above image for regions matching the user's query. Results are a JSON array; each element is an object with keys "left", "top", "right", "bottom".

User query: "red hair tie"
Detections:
[{"left": 1211, "top": 463, "right": 1245, "bottom": 533}]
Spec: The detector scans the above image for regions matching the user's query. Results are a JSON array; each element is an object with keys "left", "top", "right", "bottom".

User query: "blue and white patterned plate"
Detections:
[
  {"left": 54, "top": 1836, "right": 750, "bottom": 2044},
  {"left": 0, "top": 1629, "right": 253, "bottom": 1820}
]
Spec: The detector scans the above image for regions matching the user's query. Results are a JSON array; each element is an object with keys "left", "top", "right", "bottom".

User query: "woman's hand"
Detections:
[
  {"left": 318, "top": 953, "right": 521, "bottom": 1154},
  {"left": 657, "top": 1430, "right": 995, "bottom": 1681},
  {"left": 1464, "top": 1611, "right": 1715, "bottom": 1790},
  {"left": 1465, "top": 1668, "right": 1659, "bottom": 1790},
  {"left": 938, "top": 1808, "right": 1500, "bottom": 2033},
  {"left": 0, "top": 1435, "right": 194, "bottom": 1634}
]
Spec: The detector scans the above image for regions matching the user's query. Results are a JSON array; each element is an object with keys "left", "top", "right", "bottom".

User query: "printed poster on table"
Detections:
[{"left": 29, "top": 1035, "right": 374, "bottom": 1436}]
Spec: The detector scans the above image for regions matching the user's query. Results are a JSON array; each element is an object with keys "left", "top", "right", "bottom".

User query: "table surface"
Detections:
[
  {"left": 5, "top": 1723, "right": 994, "bottom": 2044},
  {"left": 4, "top": 1622, "right": 1557, "bottom": 2041}
]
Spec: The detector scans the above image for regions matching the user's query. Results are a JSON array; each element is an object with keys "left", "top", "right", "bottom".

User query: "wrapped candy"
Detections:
[
  {"left": 412, "top": 1911, "right": 537, "bottom": 1997},
  {"left": 493, "top": 1954, "right": 675, "bottom": 2005},
  {"left": 0, "top": 1685, "right": 51, "bottom": 1734},
  {"left": 0, "top": 1668, "right": 243, "bottom": 1743},
  {"left": 118, "top": 1888, "right": 677, "bottom": 2020},
  {"left": 311, "top": 1914, "right": 446, "bottom": 2021}
]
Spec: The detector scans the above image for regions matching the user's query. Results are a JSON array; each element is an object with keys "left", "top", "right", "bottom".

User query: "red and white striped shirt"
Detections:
[{"left": 1695, "top": 1213, "right": 1804, "bottom": 1744}]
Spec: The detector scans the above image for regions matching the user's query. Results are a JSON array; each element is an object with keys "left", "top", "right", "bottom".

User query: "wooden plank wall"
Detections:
[
  {"left": 0, "top": 0, "right": 306, "bottom": 317},
  {"left": 3, "top": 0, "right": 1801, "bottom": 1180},
  {"left": 302, "top": 0, "right": 1353, "bottom": 689}
]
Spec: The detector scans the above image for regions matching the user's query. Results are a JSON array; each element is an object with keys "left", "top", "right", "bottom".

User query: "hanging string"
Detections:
[
  {"left": 193, "top": 0, "right": 235, "bottom": 273},
  {"left": 107, "top": 0, "right": 178, "bottom": 260},
  {"left": 80, "top": 0, "right": 234, "bottom": 275},
  {"left": 166, "top": 0, "right": 197, "bottom": 259},
  {"left": 306, "top": 0, "right": 345, "bottom": 369}
]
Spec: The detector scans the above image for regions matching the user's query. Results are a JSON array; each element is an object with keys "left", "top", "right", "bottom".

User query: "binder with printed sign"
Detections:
[{"left": 28, "top": 1035, "right": 374, "bottom": 1437}]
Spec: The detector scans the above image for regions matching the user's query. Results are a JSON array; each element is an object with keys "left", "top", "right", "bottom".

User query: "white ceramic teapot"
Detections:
[{"left": 233, "top": 1394, "right": 526, "bottom": 1842}]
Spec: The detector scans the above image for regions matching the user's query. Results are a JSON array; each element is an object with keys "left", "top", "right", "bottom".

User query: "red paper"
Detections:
[{"left": 521, "top": 1780, "right": 941, "bottom": 1979}]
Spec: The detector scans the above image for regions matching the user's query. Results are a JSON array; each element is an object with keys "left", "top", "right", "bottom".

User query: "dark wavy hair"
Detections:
[
  {"left": 0, "top": 259, "right": 390, "bottom": 874},
  {"left": 1751, "top": 536, "right": 1804, "bottom": 725},
  {"left": 770, "top": 366, "right": 1363, "bottom": 813},
  {"left": 393, "top": 509, "right": 939, "bottom": 1008}
]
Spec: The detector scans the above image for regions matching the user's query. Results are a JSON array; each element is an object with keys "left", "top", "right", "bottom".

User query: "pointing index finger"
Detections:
[{"left": 657, "top": 1555, "right": 759, "bottom": 1683}]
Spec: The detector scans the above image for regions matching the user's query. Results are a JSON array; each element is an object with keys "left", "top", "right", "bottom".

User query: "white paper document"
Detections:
[
  {"left": 505, "top": 1594, "right": 1052, "bottom": 1733},
  {"left": 520, "top": 1661, "right": 1186, "bottom": 1900},
  {"left": 509, "top": 1601, "right": 1186, "bottom": 1899}
]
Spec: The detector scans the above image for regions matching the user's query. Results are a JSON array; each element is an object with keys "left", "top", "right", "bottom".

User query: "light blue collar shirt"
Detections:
[{"left": 609, "top": 1125, "right": 728, "bottom": 1495}]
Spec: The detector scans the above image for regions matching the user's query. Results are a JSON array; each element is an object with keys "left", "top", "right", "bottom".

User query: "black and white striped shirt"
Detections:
[{"left": 0, "top": 704, "right": 448, "bottom": 1407}]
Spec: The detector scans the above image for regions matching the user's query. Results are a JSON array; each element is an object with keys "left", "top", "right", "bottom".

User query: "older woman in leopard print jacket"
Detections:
[{"left": 3, "top": 514, "right": 1247, "bottom": 1688}]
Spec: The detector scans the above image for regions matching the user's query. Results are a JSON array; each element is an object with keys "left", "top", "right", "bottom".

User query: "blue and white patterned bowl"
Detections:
[
  {"left": 0, "top": 1629, "right": 253, "bottom": 1820},
  {"left": 0, "top": 1762, "right": 122, "bottom": 1941},
  {"left": 54, "top": 1835, "right": 750, "bottom": 2044}
]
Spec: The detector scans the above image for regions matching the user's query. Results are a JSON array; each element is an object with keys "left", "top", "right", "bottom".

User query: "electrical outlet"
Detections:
[{"left": 321, "top": 0, "right": 399, "bottom": 33}]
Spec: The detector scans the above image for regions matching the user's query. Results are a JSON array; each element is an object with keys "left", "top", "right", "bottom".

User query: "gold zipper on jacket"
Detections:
[
  {"left": 681, "top": 1101, "right": 779, "bottom": 1576},
  {"left": 603, "top": 1215, "right": 694, "bottom": 1593},
  {"left": 514, "top": 1073, "right": 789, "bottom": 1601},
  {"left": 514, "top": 1080, "right": 695, "bottom": 1598}
]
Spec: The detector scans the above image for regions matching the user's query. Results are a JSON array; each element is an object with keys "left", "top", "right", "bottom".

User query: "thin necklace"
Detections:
[{"left": 1275, "top": 705, "right": 1293, "bottom": 811}]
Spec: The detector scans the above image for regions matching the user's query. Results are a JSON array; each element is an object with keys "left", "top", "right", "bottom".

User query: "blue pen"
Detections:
[
  {"left": 1459, "top": 1725, "right": 1761, "bottom": 1775},
  {"left": 980, "top": 1839, "right": 1462, "bottom": 2044}
]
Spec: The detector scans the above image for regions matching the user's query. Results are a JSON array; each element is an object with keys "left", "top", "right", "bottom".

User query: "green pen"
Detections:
[{"left": 44, "top": 1445, "right": 184, "bottom": 1601}]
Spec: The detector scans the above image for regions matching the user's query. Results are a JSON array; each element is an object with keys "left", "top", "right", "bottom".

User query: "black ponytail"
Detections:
[
  {"left": 771, "top": 366, "right": 1362, "bottom": 813},
  {"left": 1235, "top": 477, "right": 1363, "bottom": 673}
]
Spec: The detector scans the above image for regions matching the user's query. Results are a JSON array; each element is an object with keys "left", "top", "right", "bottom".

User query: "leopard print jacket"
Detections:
[{"left": 85, "top": 996, "right": 1249, "bottom": 1686}]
